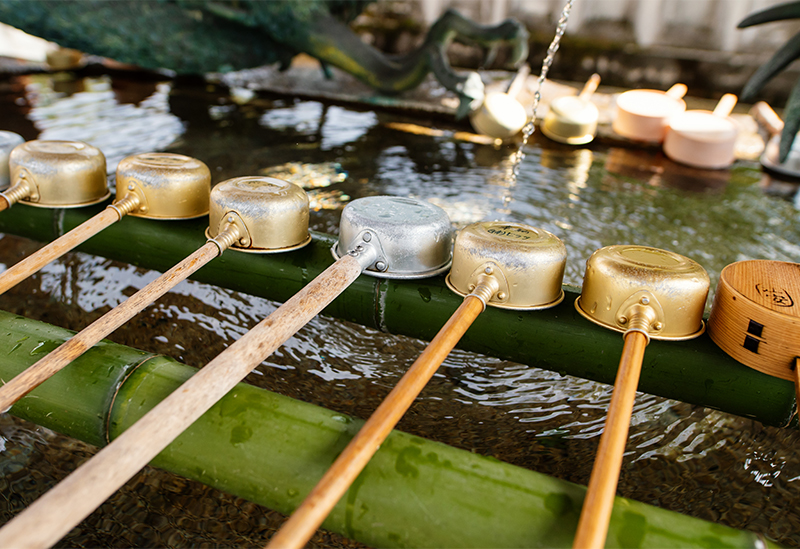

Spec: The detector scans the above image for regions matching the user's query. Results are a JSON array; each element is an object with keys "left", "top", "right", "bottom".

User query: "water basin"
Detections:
[{"left": 0, "top": 70, "right": 799, "bottom": 547}]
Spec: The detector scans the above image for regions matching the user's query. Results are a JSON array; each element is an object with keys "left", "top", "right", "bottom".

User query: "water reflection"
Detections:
[{"left": 21, "top": 74, "right": 184, "bottom": 172}]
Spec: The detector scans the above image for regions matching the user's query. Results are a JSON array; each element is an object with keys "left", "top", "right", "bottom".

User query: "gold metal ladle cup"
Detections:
[
  {"left": 206, "top": 176, "right": 311, "bottom": 253},
  {"left": 572, "top": 245, "right": 709, "bottom": 549},
  {"left": 0, "top": 150, "right": 211, "bottom": 297},
  {"left": 4, "top": 140, "right": 109, "bottom": 209}
]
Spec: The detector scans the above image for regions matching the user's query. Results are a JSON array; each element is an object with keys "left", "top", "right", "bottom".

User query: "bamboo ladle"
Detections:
[
  {"left": 267, "top": 221, "right": 567, "bottom": 549},
  {"left": 0, "top": 146, "right": 209, "bottom": 295},
  {"left": 663, "top": 93, "right": 739, "bottom": 169},
  {"left": 572, "top": 245, "right": 709, "bottom": 549},
  {"left": 0, "top": 195, "right": 454, "bottom": 549},
  {"left": 612, "top": 83, "right": 688, "bottom": 143},
  {"left": 0, "top": 175, "right": 310, "bottom": 412}
]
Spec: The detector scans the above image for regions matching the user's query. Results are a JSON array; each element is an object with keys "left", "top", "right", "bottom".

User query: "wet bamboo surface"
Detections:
[{"left": 0, "top": 310, "right": 777, "bottom": 549}]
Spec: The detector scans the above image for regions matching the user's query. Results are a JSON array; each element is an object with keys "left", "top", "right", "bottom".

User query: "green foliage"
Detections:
[{"left": 739, "top": 1, "right": 800, "bottom": 162}]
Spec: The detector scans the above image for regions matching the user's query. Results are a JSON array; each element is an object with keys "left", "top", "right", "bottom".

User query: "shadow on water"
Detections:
[{"left": 1, "top": 70, "right": 800, "bottom": 547}]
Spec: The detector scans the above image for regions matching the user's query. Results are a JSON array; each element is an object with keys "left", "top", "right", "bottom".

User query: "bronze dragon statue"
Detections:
[{"left": 0, "top": 0, "right": 529, "bottom": 118}]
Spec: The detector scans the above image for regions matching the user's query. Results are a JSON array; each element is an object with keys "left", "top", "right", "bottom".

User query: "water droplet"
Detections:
[
  {"left": 8, "top": 336, "right": 28, "bottom": 355},
  {"left": 29, "top": 342, "right": 46, "bottom": 355}
]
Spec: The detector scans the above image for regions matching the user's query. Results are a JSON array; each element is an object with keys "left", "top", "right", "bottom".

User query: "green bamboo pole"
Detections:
[
  {"left": 0, "top": 310, "right": 780, "bottom": 549},
  {"left": 2, "top": 313, "right": 152, "bottom": 448},
  {"left": 0, "top": 204, "right": 795, "bottom": 428}
]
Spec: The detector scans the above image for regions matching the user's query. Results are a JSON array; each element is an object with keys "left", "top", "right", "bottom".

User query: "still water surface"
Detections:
[{"left": 1, "top": 71, "right": 800, "bottom": 547}]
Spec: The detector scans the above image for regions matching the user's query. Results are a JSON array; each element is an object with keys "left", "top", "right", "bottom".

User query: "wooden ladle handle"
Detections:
[
  {"left": 0, "top": 207, "right": 120, "bottom": 295},
  {"left": 0, "top": 253, "right": 364, "bottom": 549},
  {"left": 665, "top": 83, "right": 688, "bottom": 100},
  {"left": 0, "top": 240, "right": 222, "bottom": 412},
  {"left": 750, "top": 101, "right": 784, "bottom": 135},
  {"left": 579, "top": 74, "right": 601, "bottom": 101},
  {"left": 712, "top": 93, "right": 738, "bottom": 118},
  {"left": 506, "top": 63, "right": 531, "bottom": 99},
  {"left": 573, "top": 330, "right": 648, "bottom": 549},
  {"left": 266, "top": 294, "right": 486, "bottom": 549}
]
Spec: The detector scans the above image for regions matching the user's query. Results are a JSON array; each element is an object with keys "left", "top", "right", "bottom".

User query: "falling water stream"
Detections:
[{"left": 1, "top": 49, "right": 800, "bottom": 548}]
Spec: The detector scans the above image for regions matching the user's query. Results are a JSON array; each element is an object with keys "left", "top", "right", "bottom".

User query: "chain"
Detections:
[{"left": 522, "top": 0, "right": 575, "bottom": 144}]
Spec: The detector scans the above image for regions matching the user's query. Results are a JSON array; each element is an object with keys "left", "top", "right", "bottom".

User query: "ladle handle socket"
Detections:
[
  {"left": 267, "top": 292, "right": 488, "bottom": 549},
  {"left": 0, "top": 177, "right": 35, "bottom": 210},
  {"left": 572, "top": 329, "right": 649, "bottom": 549},
  {"left": 0, "top": 253, "right": 366, "bottom": 549}
]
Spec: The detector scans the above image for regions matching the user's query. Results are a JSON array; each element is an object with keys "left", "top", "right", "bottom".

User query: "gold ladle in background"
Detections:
[
  {"left": 0, "top": 175, "right": 310, "bottom": 412},
  {"left": 0, "top": 145, "right": 209, "bottom": 294},
  {"left": 572, "top": 245, "right": 709, "bottom": 549},
  {"left": 2, "top": 139, "right": 109, "bottom": 211},
  {"left": 469, "top": 64, "right": 531, "bottom": 139},
  {"left": 268, "top": 221, "right": 567, "bottom": 549},
  {"left": 541, "top": 73, "right": 601, "bottom": 145}
]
